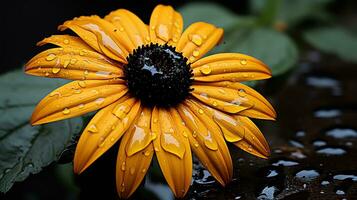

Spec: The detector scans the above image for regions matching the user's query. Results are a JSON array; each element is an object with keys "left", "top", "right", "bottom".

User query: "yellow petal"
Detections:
[
  {"left": 125, "top": 107, "right": 154, "bottom": 156},
  {"left": 59, "top": 15, "right": 133, "bottom": 63},
  {"left": 116, "top": 126, "right": 153, "bottom": 198},
  {"left": 105, "top": 9, "right": 149, "bottom": 48},
  {"left": 149, "top": 5, "right": 183, "bottom": 45},
  {"left": 37, "top": 35, "right": 93, "bottom": 50},
  {"left": 191, "top": 85, "right": 253, "bottom": 114},
  {"left": 152, "top": 107, "right": 192, "bottom": 198},
  {"left": 176, "top": 102, "right": 232, "bottom": 186},
  {"left": 176, "top": 22, "right": 223, "bottom": 63},
  {"left": 74, "top": 98, "right": 141, "bottom": 173},
  {"left": 192, "top": 53, "right": 272, "bottom": 82},
  {"left": 196, "top": 100, "right": 270, "bottom": 159},
  {"left": 25, "top": 47, "right": 123, "bottom": 80},
  {"left": 31, "top": 80, "right": 127, "bottom": 125},
  {"left": 196, "top": 81, "right": 276, "bottom": 120}
]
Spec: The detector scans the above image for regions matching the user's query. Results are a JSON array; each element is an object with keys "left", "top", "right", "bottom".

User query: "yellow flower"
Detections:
[{"left": 25, "top": 5, "right": 276, "bottom": 199}]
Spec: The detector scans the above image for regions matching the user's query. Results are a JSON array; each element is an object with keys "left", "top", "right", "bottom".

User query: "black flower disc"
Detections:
[{"left": 124, "top": 44, "right": 193, "bottom": 107}]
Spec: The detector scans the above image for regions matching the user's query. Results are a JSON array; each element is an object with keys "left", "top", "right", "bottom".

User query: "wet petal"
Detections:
[
  {"left": 191, "top": 85, "right": 252, "bottom": 114},
  {"left": 25, "top": 47, "right": 123, "bottom": 80},
  {"left": 116, "top": 126, "right": 153, "bottom": 198},
  {"left": 197, "top": 100, "right": 270, "bottom": 159},
  {"left": 192, "top": 83, "right": 276, "bottom": 120},
  {"left": 177, "top": 102, "right": 232, "bottom": 186},
  {"left": 31, "top": 79, "right": 127, "bottom": 125},
  {"left": 233, "top": 116, "right": 270, "bottom": 158},
  {"left": 149, "top": 5, "right": 183, "bottom": 45},
  {"left": 125, "top": 107, "right": 153, "bottom": 156},
  {"left": 74, "top": 98, "right": 141, "bottom": 173},
  {"left": 37, "top": 35, "right": 93, "bottom": 50},
  {"left": 176, "top": 22, "right": 223, "bottom": 63},
  {"left": 192, "top": 53, "right": 272, "bottom": 82},
  {"left": 105, "top": 9, "right": 149, "bottom": 47},
  {"left": 151, "top": 107, "right": 192, "bottom": 198},
  {"left": 59, "top": 16, "right": 133, "bottom": 63}
]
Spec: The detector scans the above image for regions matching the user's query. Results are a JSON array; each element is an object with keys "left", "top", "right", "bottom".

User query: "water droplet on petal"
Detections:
[
  {"left": 62, "top": 108, "right": 70, "bottom": 115},
  {"left": 194, "top": 143, "right": 199, "bottom": 147},
  {"left": 52, "top": 67, "right": 61, "bottom": 74},
  {"left": 63, "top": 60, "right": 70, "bottom": 68},
  {"left": 240, "top": 59, "right": 247, "bottom": 65},
  {"left": 78, "top": 81, "right": 86, "bottom": 88},
  {"left": 130, "top": 167, "right": 135, "bottom": 175},
  {"left": 190, "top": 34, "right": 203, "bottom": 46},
  {"left": 212, "top": 101, "right": 218, "bottom": 106},
  {"left": 49, "top": 91, "right": 61, "bottom": 97},
  {"left": 88, "top": 124, "right": 98, "bottom": 133},
  {"left": 121, "top": 162, "right": 126, "bottom": 171},
  {"left": 238, "top": 89, "right": 247, "bottom": 97},
  {"left": 144, "top": 150, "right": 150, "bottom": 156},
  {"left": 46, "top": 54, "right": 56, "bottom": 61},
  {"left": 84, "top": 70, "right": 89, "bottom": 75},
  {"left": 63, "top": 39, "right": 69, "bottom": 44},
  {"left": 182, "top": 131, "right": 188, "bottom": 138},
  {"left": 95, "top": 97, "right": 105, "bottom": 105},
  {"left": 200, "top": 65, "right": 212, "bottom": 75},
  {"left": 119, "top": 27, "right": 124, "bottom": 32},
  {"left": 142, "top": 168, "right": 146, "bottom": 173},
  {"left": 193, "top": 50, "right": 200, "bottom": 57},
  {"left": 78, "top": 104, "right": 85, "bottom": 109},
  {"left": 198, "top": 109, "right": 204, "bottom": 114},
  {"left": 79, "top": 49, "right": 87, "bottom": 56}
]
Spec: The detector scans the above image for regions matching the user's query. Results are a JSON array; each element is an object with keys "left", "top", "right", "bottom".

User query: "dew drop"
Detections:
[
  {"left": 119, "top": 27, "right": 124, "bottom": 32},
  {"left": 63, "top": 60, "right": 70, "bottom": 68},
  {"left": 95, "top": 97, "right": 105, "bottom": 105},
  {"left": 45, "top": 72, "right": 50, "bottom": 76},
  {"left": 238, "top": 89, "right": 247, "bottom": 97},
  {"left": 88, "top": 124, "right": 98, "bottom": 133},
  {"left": 63, "top": 39, "right": 69, "bottom": 44},
  {"left": 78, "top": 81, "right": 86, "bottom": 88},
  {"left": 84, "top": 70, "right": 89, "bottom": 75},
  {"left": 144, "top": 150, "right": 150, "bottom": 156},
  {"left": 192, "top": 50, "right": 200, "bottom": 57},
  {"left": 212, "top": 101, "right": 218, "bottom": 106},
  {"left": 46, "top": 54, "right": 57, "bottom": 61},
  {"left": 142, "top": 168, "right": 146, "bottom": 173},
  {"left": 190, "top": 34, "right": 203, "bottom": 46},
  {"left": 49, "top": 91, "right": 61, "bottom": 97},
  {"left": 200, "top": 65, "right": 212, "bottom": 75},
  {"left": 52, "top": 67, "right": 61, "bottom": 74},
  {"left": 194, "top": 143, "right": 199, "bottom": 147},
  {"left": 121, "top": 162, "right": 126, "bottom": 171},
  {"left": 153, "top": 118, "right": 158, "bottom": 123},
  {"left": 79, "top": 50, "right": 87, "bottom": 56},
  {"left": 78, "top": 104, "right": 85, "bottom": 109},
  {"left": 182, "top": 131, "right": 188, "bottom": 138},
  {"left": 198, "top": 109, "right": 204, "bottom": 114},
  {"left": 62, "top": 108, "right": 70, "bottom": 115},
  {"left": 240, "top": 59, "right": 247, "bottom": 65},
  {"left": 70, "top": 58, "right": 77, "bottom": 64}
]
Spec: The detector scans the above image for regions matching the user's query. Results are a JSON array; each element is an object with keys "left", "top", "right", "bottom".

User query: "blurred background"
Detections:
[{"left": 1, "top": 0, "right": 357, "bottom": 199}]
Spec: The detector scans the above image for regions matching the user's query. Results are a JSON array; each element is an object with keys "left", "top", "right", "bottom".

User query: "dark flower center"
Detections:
[{"left": 124, "top": 44, "right": 193, "bottom": 107}]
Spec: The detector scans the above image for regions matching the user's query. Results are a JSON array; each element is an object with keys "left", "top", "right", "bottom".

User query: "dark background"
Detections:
[{"left": 0, "top": 0, "right": 248, "bottom": 74}]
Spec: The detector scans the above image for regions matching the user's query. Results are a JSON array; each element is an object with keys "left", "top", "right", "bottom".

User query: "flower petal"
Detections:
[
  {"left": 176, "top": 102, "right": 233, "bottom": 186},
  {"left": 176, "top": 22, "right": 223, "bottom": 63},
  {"left": 233, "top": 116, "right": 270, "bottom": 158},
  {"left": 191, "top": 85, "right": 252, "bottom": 114},
  {"left": 116, "top": 116, "right": 153, "bottom": 198},
  {"left": 192, "top": 53, "right": 272, "bottom": 82},
  {"left": 197, "top": 100, "right": 270, "bottom": 159},
  {"left": 105, "top": 9, "right": 149, "bottom": 48},
  {"left": 149, "top": 5, "right": 183, "bottom": 46},
  {"left": 37, "top": 35, "right": 93, "bottom": 50},
  {"left": 125, "top": 107, "right": 154, "bottom": 156},
  {"left": 74, "top": 97, "right": 141, "bottom": 173},
  {"left": 31, "top": 80, "right": 127, "bottom": 125},
  {"left": 59, "top": 15, "right": 133, "bottom": 63},
  {"left": 25, "top": 47, "right": 124, "bottom": 80},
  {"left": 192, "top": 82, "right": 276, "bottom": 120},
  {"left": 151, "top": 107, "right": 192, "bottom": 198}
]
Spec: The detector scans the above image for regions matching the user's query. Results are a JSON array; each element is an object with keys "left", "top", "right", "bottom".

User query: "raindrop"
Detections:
[
  {"left": 238, "top": 89, "right": 247, "bottom": 97},
  {"left": 63, "top": 60, "right": 70, "bottom": 68},
  {"left": 200, "top": 65, "right": 211, "bottom": 75},
  {"left": 62, "top": 108, "right": 70, "bottom": 115},
  {"left": 88, "top": 124, "right": 98, "bottom": 133},
  {"left": 295, "top": 169, "right": 320, "bottom": 182},
  {"left": 192, "top": 50, "right": 200, "bottom": 57},
  {"left": 95, "top": 97, "right": 105, "bottom": 105},
  {"left": 240, "top": 59, "right": 247, "bottom": 65},
  {"left": 78, "top": 81, "right": 86, "bottom": 88},
  {"left": 190, "top": 34, "right": 203, "bottom": 46},
  {"left": 52, "top": 67, "right": 61, "bottom": 74},
  {"left": 45, "top": 54, "right": 57, "bottom": 61},
  {"left": 78, "top": 104, "right": 85, "bottom": 109}
]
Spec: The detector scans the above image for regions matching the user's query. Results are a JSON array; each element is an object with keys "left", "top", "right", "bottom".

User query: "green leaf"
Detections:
[
  {"left": 221, "top": 28, "right": 298, "bottom": 76},
  {"left": 179, "top": 2, "right": 238, "bottom": 29},
  {"left": 0, "top": 70, "right": 83, "bottom": 193},
  {"left": 303, "top": 27, "right": 357, "bottom": 63},
  {"left": 251, "top": 0, "right": 333, "bottom": 27}
]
